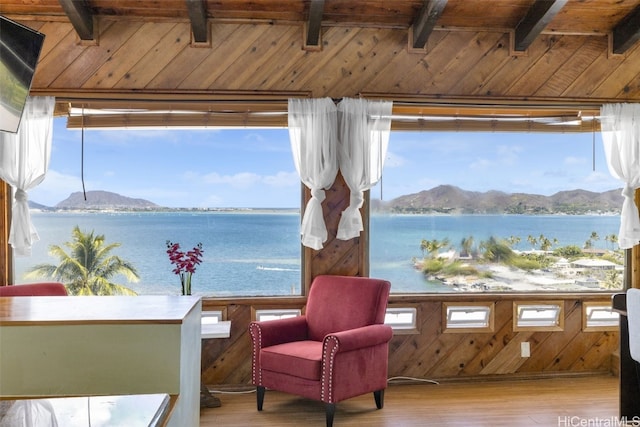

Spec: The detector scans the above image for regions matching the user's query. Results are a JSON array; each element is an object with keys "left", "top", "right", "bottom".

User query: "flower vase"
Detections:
[{"left": 181, "top": 272, "right": 192, "bottom": 296}]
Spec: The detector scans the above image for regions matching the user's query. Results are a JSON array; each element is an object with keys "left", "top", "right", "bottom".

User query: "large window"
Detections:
[
  {"left": 370, "top": 131, "right": 623, "bottom": 293},
  {"left": 12, "top": 120, "right": 624, "bottom": 295},
  {"left": 14, "top": 119, "right": 301, "bottom": 296}
]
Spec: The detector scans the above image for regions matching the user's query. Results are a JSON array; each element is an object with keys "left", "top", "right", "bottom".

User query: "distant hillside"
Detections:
[
  {"left": 382, "top": 185, "right": 622, "bottom": 215},
  {"left": 28, "top": 200, "right": 51, "bottom": 210},
  {"left": 55, "top": 191, "right": 160, "bottom": 210}
]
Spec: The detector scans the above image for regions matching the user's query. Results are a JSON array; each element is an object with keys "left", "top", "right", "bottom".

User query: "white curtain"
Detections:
[
  {"left": 337, "top": 98, "right": 392, "bottom": 240},
  {"left": 0, "top": 96, "right": 55, "bottom": 256},
  {"left": 600, "top": 103, "right": 640, "bottom": 249},
  {"left": 288, "top": 98, "right": 339, "bottom": 250}
]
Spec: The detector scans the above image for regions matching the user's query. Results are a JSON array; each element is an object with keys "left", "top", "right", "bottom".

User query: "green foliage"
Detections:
[
  {"left": 553, "top": 245, "right": 584, "bottom": 259},
  {"left": 420, "top": 238, "right": 451, "bottom": 258},
  {"left": 422, "top": 258, "right": 479, "bottom": 276},
  {"left": 460, "top": 236, "right": 475, "bottom": 257},
  {"left": 509, "top": 256, "right": 541, "bottom": 271},
  {"left": 25, "top": 226, "right": 139, "bottom": 296},
  {"left": 479, "top": 237, "right": 514, "bottom": 263},
  {"left": 441, "top": 261, "right": 479, "bottom": 276},
  {"left": 602, "top": 270, "right": 623, "bottom": 290},
  {"left": 601, "top": 252, "right": 624, "bottom": 265},
  {"left": 479, "top": 271, "right": 494, "bottom": 279},
  {"left": 519, "top": 253, "right": 554, "bottom": 269},
  {"left": 422, "top": 258, "right": 446, "bottom": 274}
]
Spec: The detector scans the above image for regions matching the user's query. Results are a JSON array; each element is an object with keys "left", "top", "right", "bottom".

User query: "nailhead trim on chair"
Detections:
[
  {"left": 321, "top": 336, "right": 339, "bottom": 403},
  {"left": 249, "top": 324, "right": 262, "bottom": 385}
]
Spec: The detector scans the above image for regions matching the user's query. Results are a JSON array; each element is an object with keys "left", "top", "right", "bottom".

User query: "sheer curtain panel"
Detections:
[
  {"left": 0, "top": 96, "right": 55, "bottom": 256},
  {"left": 600, "top": 103, "right": 640, "bottom": 249},
  {"left": 288, "top": 98, "right": 339, "bottom": 250},
  {"left": 337, "top": 98, "right": 392, "bottom": 240}
]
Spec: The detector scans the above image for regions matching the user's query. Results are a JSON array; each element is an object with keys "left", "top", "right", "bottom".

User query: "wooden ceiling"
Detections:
[{"left": 2, "top": 0, "right": 640, "bottom": 131}]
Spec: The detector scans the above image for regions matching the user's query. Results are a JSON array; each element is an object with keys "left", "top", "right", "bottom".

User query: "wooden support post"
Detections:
[{"left": 0, "top": 181, "right": 11, "bottom": 286}]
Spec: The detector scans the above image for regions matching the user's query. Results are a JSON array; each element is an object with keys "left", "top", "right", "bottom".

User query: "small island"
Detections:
[{"left": 413, "top": 233, "right": 623, "bottom": 292}]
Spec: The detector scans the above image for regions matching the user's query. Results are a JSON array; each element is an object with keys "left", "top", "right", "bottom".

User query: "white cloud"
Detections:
[
  {"left": 203, "top": 172, "right": 262, "bottom": 188},
  {"left": 469, "top": 158, "right": 492, "bottom": 170},
  {"left": 244, "top": 132, "right": 265, "bottom": 142},
  {"left": 263, "top": 171, "right": 299, "bottom": 187},
  {"left": 199, "top": 170, "right": 298, "bottom": 189},
  {"left": 564, "top": 156, "right": 586, "bottom": 165},
  {"left": 581, "top": 171, "right": 621, "bottom": 191},
  {"left": 28, "top": 170, "right": 86, "bottom": 206},
  {"left": 496, "top": 144, "right": 522, "bottom": 165}
]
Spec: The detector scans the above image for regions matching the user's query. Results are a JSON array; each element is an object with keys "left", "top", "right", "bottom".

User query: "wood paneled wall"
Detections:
[{"left": 202, "top": 294, "right": 617, "bottom": 388}]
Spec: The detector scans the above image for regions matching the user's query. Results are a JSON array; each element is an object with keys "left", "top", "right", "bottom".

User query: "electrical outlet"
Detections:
[{"left": 521, "top": 341, "right": 531, "bottom": 357}]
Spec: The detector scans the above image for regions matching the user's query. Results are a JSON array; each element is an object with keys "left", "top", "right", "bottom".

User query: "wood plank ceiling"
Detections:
[{"left": 2, "top": 0, "right": 640, "bottom": 131}]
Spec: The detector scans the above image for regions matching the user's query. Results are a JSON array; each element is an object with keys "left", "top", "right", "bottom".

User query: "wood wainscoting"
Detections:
[{"left": 201, "top": 293, "right": 618, "bottom": 389}]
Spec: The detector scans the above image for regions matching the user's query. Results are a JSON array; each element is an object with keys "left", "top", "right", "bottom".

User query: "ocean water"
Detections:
[{"left": 13, "top": 211, "right": 621, "bottom": 296}]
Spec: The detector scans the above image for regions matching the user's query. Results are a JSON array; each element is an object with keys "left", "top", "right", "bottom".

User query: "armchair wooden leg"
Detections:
[
  {"left": 257, "top": 386, "right": 265, "bottom": 411},
  {"left": 325, "top": 403, "right": 335, "bottom": 427},
  {"left": 374, "top": 389, "right": 384, "bottom": 409}
]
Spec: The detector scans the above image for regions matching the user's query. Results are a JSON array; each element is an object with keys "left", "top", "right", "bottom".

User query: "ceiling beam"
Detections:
[
  {"left": 58, "top": 0, "right": 94, "bottom": 40},
  {"left": 612, "top": 4, "right": 640, "bottom": 54},
  {"left": 514, "top": 0, "right": 568, "bottom": 52},
  {"left": 306, "top": 0, "right": 325, "bottom": 46},
  {"left": 185, "top": 0, "right": 208, "bottom": 43},
  {"left": 412, "top": 0, "right": 447, "bottom": 49}
]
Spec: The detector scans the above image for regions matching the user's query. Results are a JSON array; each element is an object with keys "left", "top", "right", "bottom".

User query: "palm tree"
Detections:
[
  {"left": 539, "top": 236, "right": 558, "bottom": 252},
  {"left": 460, "top": 236, "right": 475, "bottom": 258},
  {"left": 605, "top": 233, "right": 618, "bottom": 250},
  {"left": 479, "top": 236, "right": 514, "bottom": 263},
  {"left": 420, "top": 238, "right": 450, "bottom": 258},
  {"left": 25, "top": 226, "right": 139, "bottom": 296},
  {"left": 420, "top": 239, "right": 429, "bottom": 257},
  {"left": 506, "top": 235, "right": 521, "bottom": 248}
]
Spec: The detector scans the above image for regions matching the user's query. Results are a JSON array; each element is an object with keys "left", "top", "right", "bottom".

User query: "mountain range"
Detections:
[
  {"left": 29, "top": 186, "right": 623, "bottom": 215},
  {"left": 377, "top": 185, "right": 623, "bottom": 215}
]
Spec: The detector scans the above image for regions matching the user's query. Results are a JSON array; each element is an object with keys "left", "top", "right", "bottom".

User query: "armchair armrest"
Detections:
[
  {"left": 249, "top": 316, "right": 309, "bottom": 348},
  {"left": 325, "top": 324, "right": 393, "bottom": 353}
]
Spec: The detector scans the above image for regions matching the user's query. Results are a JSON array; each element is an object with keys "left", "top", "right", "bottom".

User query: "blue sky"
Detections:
[{"left": 28, "top": 117, "right": 621, "bottom": 208}]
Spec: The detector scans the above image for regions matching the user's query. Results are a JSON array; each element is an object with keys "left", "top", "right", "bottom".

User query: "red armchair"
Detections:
[
  {"left": 249, "top": 275, "right": 392, "bottom": 427},
  {"left": 0, "top": 282, "right": 68, "bottom": 296}
]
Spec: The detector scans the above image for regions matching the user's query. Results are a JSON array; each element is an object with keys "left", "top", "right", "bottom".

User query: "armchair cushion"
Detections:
[{"left": 261, "top": 340, "right": 323, "bottom": 381}]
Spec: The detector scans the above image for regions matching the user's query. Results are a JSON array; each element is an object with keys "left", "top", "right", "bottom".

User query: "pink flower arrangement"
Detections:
[{"left": 166, "top": 241, "right": 203, "bottom": 295}]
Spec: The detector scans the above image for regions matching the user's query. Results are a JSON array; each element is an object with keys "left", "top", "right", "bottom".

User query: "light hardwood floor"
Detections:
[{"left": 200, "top": 374, "right": 619, "bottom": 426}]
